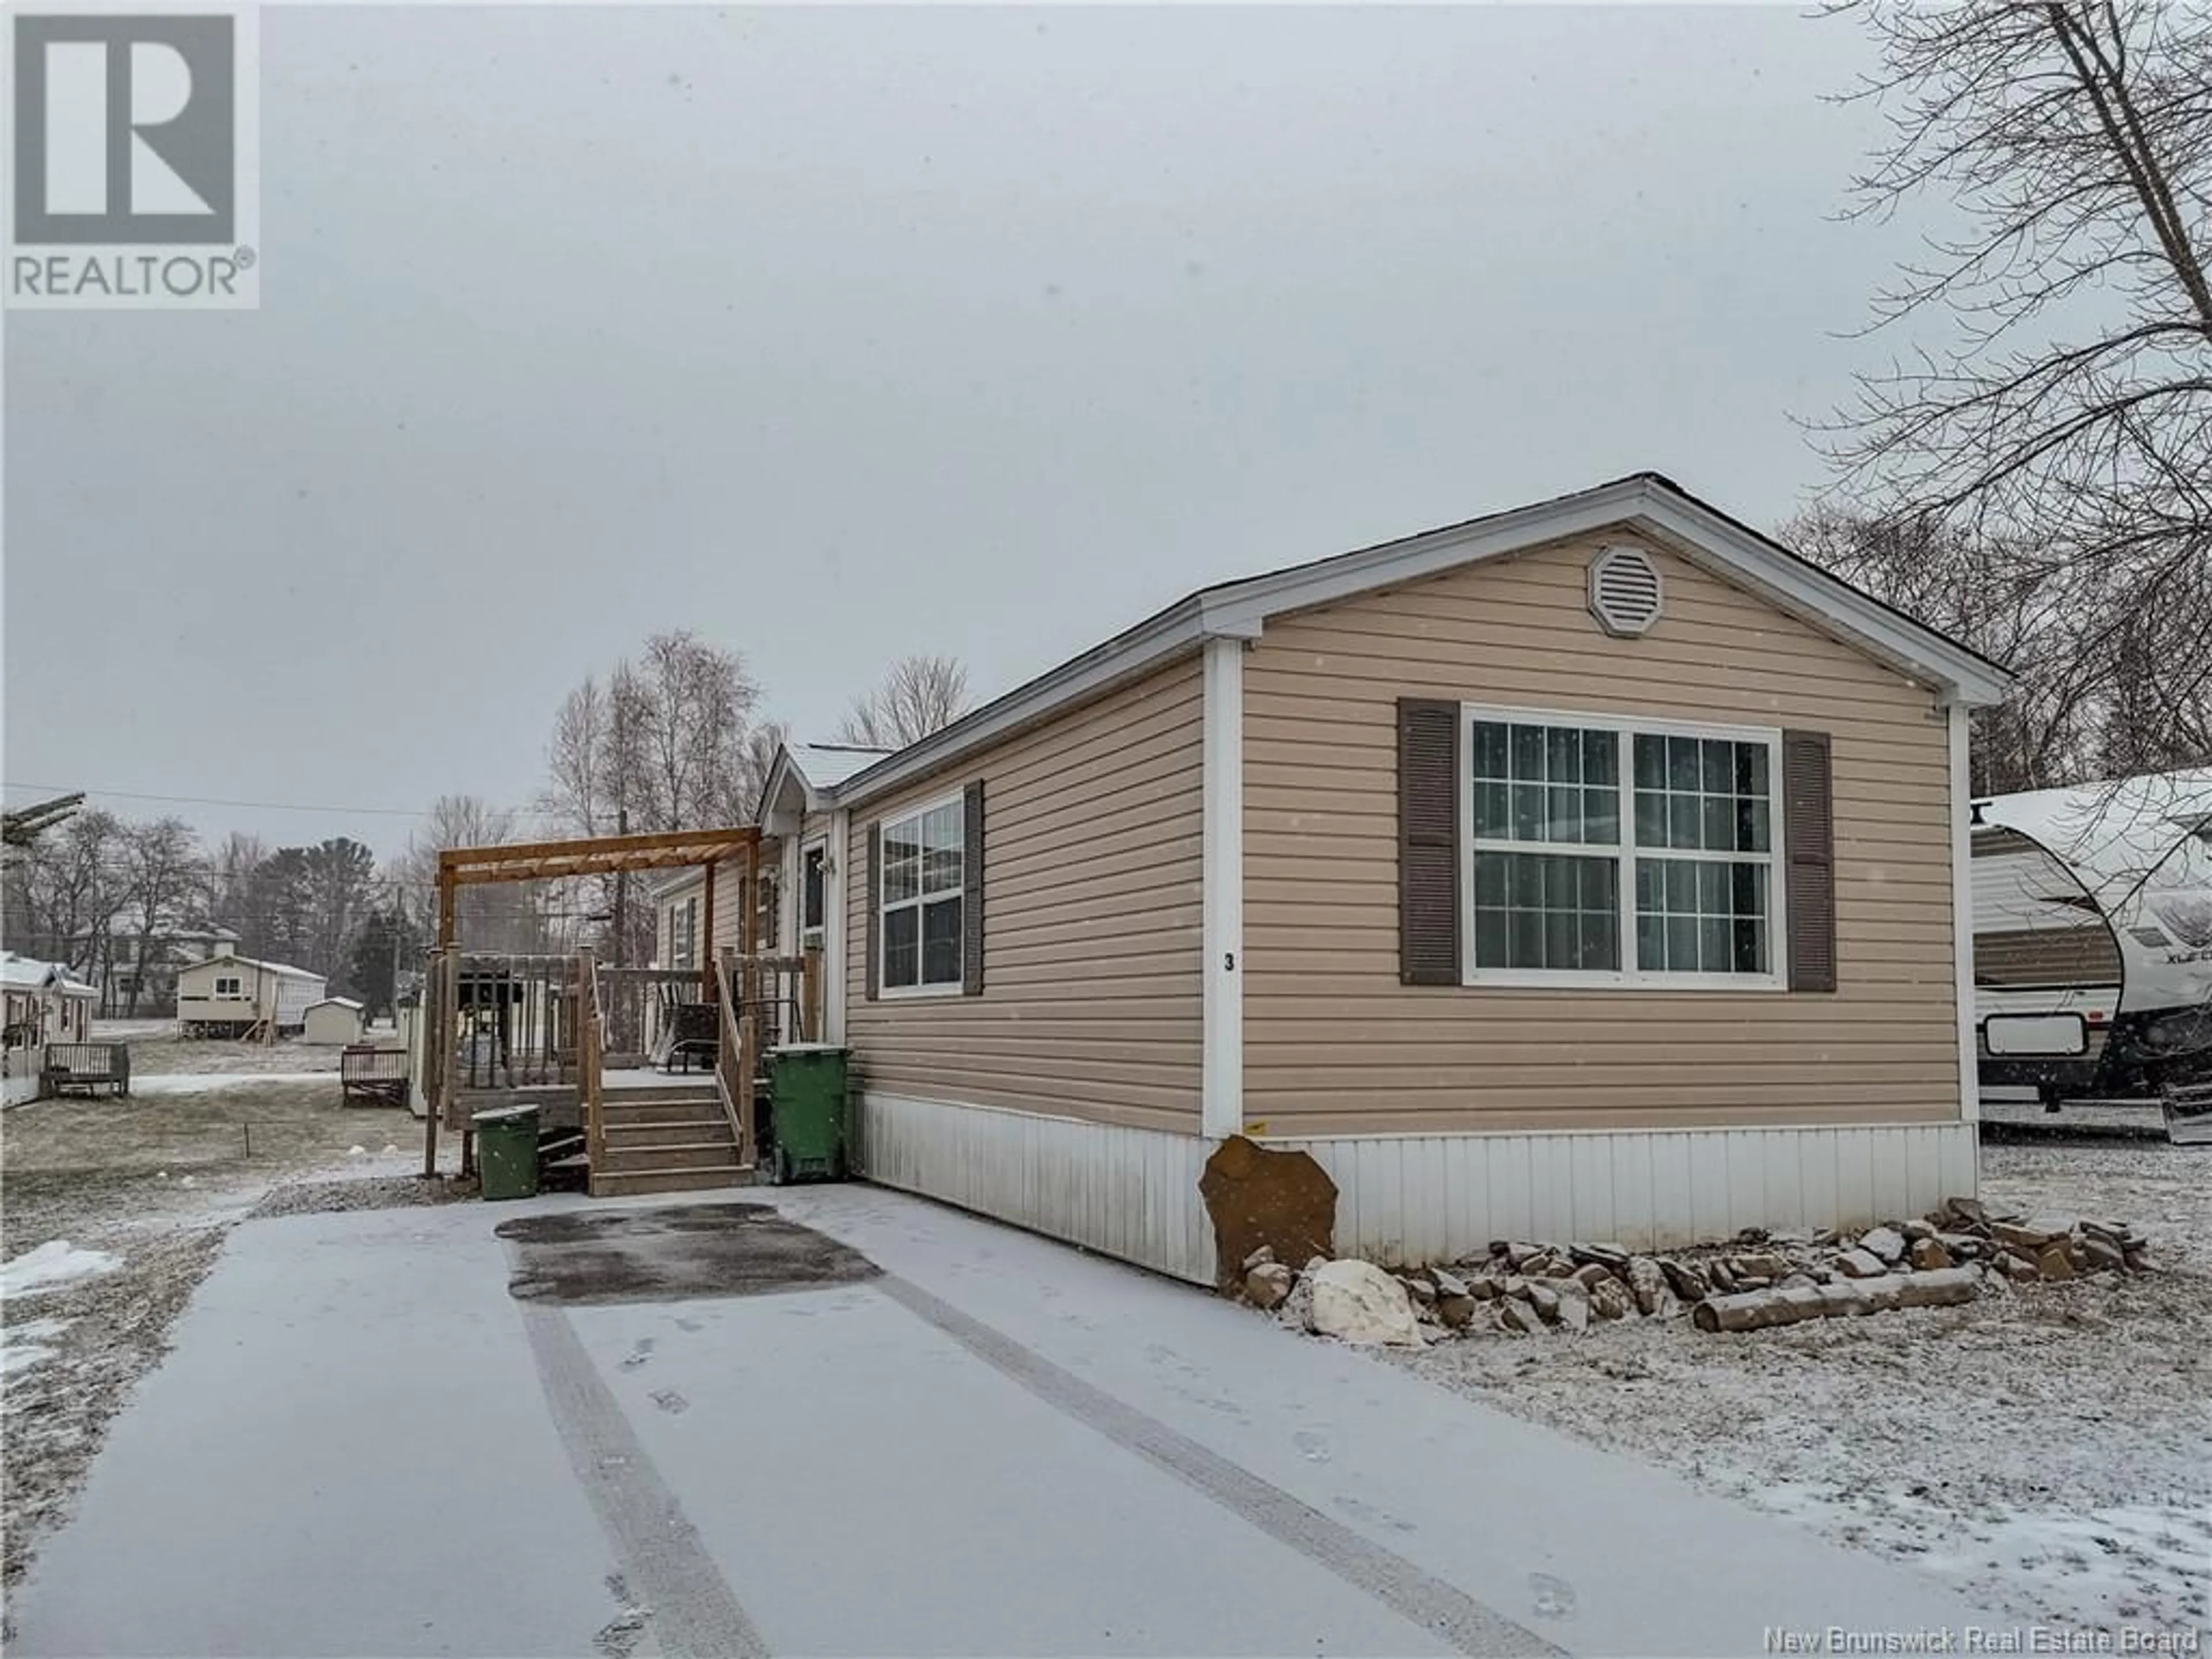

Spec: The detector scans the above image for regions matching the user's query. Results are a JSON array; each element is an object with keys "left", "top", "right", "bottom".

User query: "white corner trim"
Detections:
[
  {"left": 1202, "top": 637, "right": 1244, "bottom": 1139},
  {"left": 1949, "top": 704, "right": 1980, "bottom": 1128}
]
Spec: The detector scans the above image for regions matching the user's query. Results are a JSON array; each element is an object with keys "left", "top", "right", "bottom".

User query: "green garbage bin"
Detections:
[
  {"left": 766, "top": 1045, "right": 850, "bottom": 1185},
  {"left": 473, "top": 1104, "right": 542, "bottom": 1200}
]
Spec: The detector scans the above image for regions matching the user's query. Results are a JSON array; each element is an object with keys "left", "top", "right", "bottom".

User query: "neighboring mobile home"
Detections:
[
  {"left": 757, "top": 475, "right": 2010, "bottom": 1283},
  {"left": 175, "top": 952, "right": 327, "bottom": 1038},
  {"left": 2, "top": 953, "right": 99, "bottom": 1105}
]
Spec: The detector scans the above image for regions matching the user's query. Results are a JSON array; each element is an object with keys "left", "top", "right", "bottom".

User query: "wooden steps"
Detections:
[{"left": 588, "top": 1082, "right": 750, "bottom": 1198}]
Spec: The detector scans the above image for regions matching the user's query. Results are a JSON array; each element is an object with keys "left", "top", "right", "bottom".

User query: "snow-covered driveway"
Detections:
[{"left": 6, "top": 1184, "right": 2001, "bottom": 1658}]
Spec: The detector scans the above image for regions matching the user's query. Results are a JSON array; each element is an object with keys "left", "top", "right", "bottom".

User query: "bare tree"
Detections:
[
  {"left": 1819, "top": 2, "right": 2212, "bottom": 778},
  {"left": 543, "top": 678, "right": 610, "bottom": 839},
  {"left": 732, "top": 719, "right": 789, "bottom": 823},
  {"left": 837, "top": 654, "right": 971, "bottom": 749},
  {"left": 545, "top": 635, "right": 760, "bottom": 836},
  {"left": 1784, "top": 506, "right": 2103, "bottom": 790},
  {"left": 401, "top": 794, "right": 551, "bottom": 956},
  {"left": 539, "top": 636, "right": 762, "bottom": 964},
  {"left": 636, "top": 631, "right": 757, "bottom": 832},
  {"left": 9, "top": 809, "right": 125, "bottom": 974},
  {"left": 118, "top": 818, "right": 204, "bottom": 1016}
]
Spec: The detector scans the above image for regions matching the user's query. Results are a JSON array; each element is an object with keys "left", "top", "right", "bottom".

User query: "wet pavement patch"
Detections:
[{"left": 496, "top": 1203, "right": 879, "bottom": 1305}]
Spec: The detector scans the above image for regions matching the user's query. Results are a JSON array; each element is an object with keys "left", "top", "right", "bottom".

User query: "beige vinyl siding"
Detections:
[
  {"left": 707, "top": 863, "right": 743, "bottom": 958},
  {"left": 1244, "top": 534, "right": 1961, "bottom": 1138},
  {"left": 846, "top": 657, "right": 1205, "bottom": 1132},
  {"left": 656, "top": 874, "right": 706, "bottom": 968}
]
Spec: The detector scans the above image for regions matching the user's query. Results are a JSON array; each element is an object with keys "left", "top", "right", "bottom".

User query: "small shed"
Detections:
[{"left": 303, "top": 997, "right": 367, "bottom": 1046}]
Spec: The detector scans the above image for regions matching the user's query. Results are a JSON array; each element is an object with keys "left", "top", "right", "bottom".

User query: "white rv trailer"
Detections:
[{"left": 1971, "top": 767, "right": 2212, "bottom": 1127}]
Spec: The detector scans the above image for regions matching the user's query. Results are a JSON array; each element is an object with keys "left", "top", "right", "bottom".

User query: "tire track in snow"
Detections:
[
  {"left": 875, "top": 1273, "right": 1562, "bottom": 1658},
  {"left": 520, "top": 1304, "right": 768, "bottom": 1659}
]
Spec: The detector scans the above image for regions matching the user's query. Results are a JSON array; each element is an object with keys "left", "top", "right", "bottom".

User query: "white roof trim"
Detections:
[
  {"left": 756, "top": 748, "right": 813, "bottom": 835},
  {"left": 1198, "top": 476, "right": 2010, "bottom": 707},
  {"left": 306, "top": 996, "right": 365, "bottom": 1012},
  {"left": 833, "top": 606, "right": 1213, "bottom": 806},
  {"left": 831, "top": 475, "right": 2011, "bottom": 809},
  {"left": 190, "top": 951, "right": 325, "bottom": 982}
]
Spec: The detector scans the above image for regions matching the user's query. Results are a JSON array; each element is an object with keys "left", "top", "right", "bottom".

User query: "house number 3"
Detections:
[{"left": 1223, "top": 952, "right": 1236, "bottom": 971}]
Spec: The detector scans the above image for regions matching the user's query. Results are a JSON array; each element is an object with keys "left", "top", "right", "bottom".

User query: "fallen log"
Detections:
[{"left": 1692, "top": 1267, "right": 1980, "bottom": 1333}]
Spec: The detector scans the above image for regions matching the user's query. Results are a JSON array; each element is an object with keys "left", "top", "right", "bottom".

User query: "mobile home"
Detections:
[
  {"left": 737, "top": 475, "right": 2010, "bottom": 1282},
  {"left": 175, "top": 952, "right": 327, "bottom": 1038}
]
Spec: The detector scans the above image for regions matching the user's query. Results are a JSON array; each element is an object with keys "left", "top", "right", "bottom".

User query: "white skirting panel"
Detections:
[
  {"left": 857, "top": 1091, "right": 1218, "bottom": 1285},
  {"left": 1272, "top": 1122, "right": 1979, "bottom": 1267}
]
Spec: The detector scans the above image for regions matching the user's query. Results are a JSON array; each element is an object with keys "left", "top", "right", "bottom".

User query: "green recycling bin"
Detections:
[
  {"left": 766, "top": 1045, "right": 850, "bottom": 1185},
  {"left": 472, "top": 1103, "right": 541, "bottom": 1201}
]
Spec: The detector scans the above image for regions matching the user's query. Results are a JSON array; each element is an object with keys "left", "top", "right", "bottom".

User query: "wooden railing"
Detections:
[
  {"left": 596, "top": 965, "right": 700, "bottom": 1061},
  {"left": 579, "top": 947, "right": 607, "bottom": 1177},
  {"left": 714, "top": 948, "right": 756, "bottom": 1166}
]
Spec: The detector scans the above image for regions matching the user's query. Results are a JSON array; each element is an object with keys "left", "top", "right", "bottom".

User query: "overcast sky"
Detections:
[{"left": 5, "top": 3, "right": 1934, "bottom": 859}]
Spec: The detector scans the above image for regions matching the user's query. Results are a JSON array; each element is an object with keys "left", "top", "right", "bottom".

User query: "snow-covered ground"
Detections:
[
  {"left": 1387, "top": 1138, "right": 2211, "bottom": 1634},
  {"left": 0, "top": 1242, "right": 121, "bottom": 1300},
  {"left": 8, "top": 1182, "right": 2004, "bottom": 1658},
  {"left": 111, "top": 1031, "right": 344, "bottom": 1078},
  {"left": 1, "top": 1077, "right": 444, "bottom": 1593},
  {"left": 124, "top": 1071, "right": 340, "bottom": 1096}
]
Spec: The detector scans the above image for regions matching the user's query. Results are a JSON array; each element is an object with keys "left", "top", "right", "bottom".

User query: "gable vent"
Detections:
[{"left": 1588, "top": 546, "right": 1663, "bottom": 637}]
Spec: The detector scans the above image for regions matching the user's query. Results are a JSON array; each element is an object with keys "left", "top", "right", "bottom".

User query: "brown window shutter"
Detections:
[
  {"left": 962, "top": 781, "right": 986, "bottom": 997},
  {"left": 1782, "top": 729, "right": 1837, "bottom": 992},
  {"left": 864, "top": 820, "right": 882, "bottom": 1001},
  {"left": 1397, "top": 698, "right": 1462, "bottom": 986}
]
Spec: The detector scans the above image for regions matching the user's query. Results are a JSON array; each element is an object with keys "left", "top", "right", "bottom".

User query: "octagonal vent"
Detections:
[{"left": 1588, "top": 546, "right": 1663, "bottom": 637}]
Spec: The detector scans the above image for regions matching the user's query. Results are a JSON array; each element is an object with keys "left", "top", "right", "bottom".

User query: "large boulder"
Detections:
[
  {"left": 1305, "top": 1259, "right": 1423, "bottom": 1347},
  {"left": 1200, "top": 1135, "right": 1338, "bottom": 1290}
]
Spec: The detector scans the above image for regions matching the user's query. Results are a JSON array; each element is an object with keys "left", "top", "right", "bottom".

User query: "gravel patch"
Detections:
[
  {"left": 247, "top": 1174, "right": 478, "bottom": 1219},
  {"left": 1382, "top": 1138, "right": 2212, "bottom": 1634}
]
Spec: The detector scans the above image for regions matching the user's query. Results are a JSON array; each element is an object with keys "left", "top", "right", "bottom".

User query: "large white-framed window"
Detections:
[
  {"left": 880, "top": 791, "right": 965, "bottom": 996},
  {"left": 214, "top": 975, "right": 244, "bottom": 999},
  {"left": 1462, "top": 704, "right": 1786, "bottom": 990}
]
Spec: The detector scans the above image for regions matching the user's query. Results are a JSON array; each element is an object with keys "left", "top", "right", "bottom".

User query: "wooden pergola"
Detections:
[
  {"left": 425, "top": 824, "right": 763, "bottom": 1182},
  {"left": 435, "top": 824, "right": 762, "bottom": 964}
]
